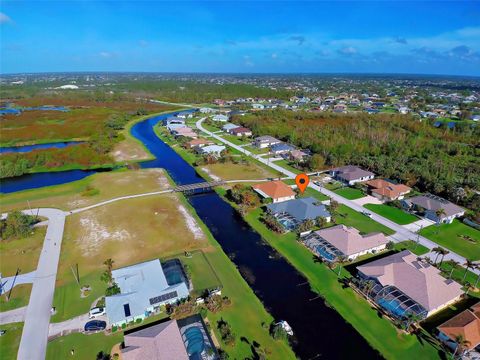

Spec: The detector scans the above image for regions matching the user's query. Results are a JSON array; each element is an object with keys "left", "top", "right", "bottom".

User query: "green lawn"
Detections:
[
  {"left": 336, "top": 205, "right": 395, "bottom": 235},
  {"left": 0, "top": 284, "right": 32, "bottom": 312},
  {"left": 394, "top": 240, "right": 430, "bottom": 256},
  {"left": 438, "top": 261, "right": 480, "bottom": 293},
  {"left": 419, "top": 220, "right": 480, "bottom": 261},
  {"left": 300, "top": 187, "right": 329, "bottom": 201},
  {"left": 0, "top": 322, "right": 23, "bottom": 360},
  {"left": 334, "top": 187, "right": 365, "bottom": 200},
  {"left": 46, "top": 332, "right": 123, "bottom": 360},
  {"left": 222, "top": 134, "right": 251, "bottom": 146},
  {"left": 273, "top": 159, "right": 302, "bottom": 174},
  {"left": 364, "top": 204, "right": 418, "bottom": 225},
  {"left": 241, "top": 207, "right": 439, "bottom": 360}
]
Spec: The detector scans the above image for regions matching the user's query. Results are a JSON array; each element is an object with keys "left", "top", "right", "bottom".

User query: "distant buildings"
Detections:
[
  {"left": 402, "top": 194, "right": 465, "bottom": 224},
  {"left": 329, "top": 165, "right": 375, "bottom": 185},
  {"left": 252, "top": 180, "right": 296, "bottom": 203},
  {"left": 106, "top": 259, "right": 189, "bottom": 327},
  {"left": 356, "top": 250, "right": 463, "bottom": 320},
  {"left": 302, "top": 225, "right": 388, "bottom": 262},
  {"left": 253, "top": 135, "right": 282, "bottom": 149},
  {"left": 212, "top": 114, "right": 229, "bottom": 122}
]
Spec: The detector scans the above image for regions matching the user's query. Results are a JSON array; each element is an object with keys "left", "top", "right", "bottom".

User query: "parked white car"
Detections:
[{"left": 89, "top": 307, "right": 105, "bottom": 319}]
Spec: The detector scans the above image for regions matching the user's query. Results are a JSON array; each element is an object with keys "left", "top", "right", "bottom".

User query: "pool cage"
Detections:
[
  {"left": 302, "top": 233, "right": 344, "bottom": 262},
  {"left": 359, "top": 279, "right": 428, "bottom": 321},
  {"left": 274, "top": 212, "right": 299, "bottom": 231}
]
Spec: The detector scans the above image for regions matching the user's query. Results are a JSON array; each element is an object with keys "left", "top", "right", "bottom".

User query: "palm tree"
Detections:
[
  {"left": 447, "top": 260, "right": 460, "bottom": 280},
  {"left": 452, "top": 334, "right": 471, "bottom": 359},
  {"left": 462, "top": 260, "right": 475, "bottom": 282},
  {"left": 439, "top": 248, "right": 450, "bottom": 266},
  {"left": 435, "top": 208, "right": 446, "bottom": 224},
  {"left": 432, "top": 247, "right": 444, "bottom": 264},
  {"left": 473, "top": 264, "right": 480, "bottom": 290},
  {"left": 336, "top": 255, "right": 348, "bottom": 277}
]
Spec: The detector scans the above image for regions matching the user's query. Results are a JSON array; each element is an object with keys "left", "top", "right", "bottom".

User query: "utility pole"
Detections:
[{"left": 7, "top": 268, "right": 21, "bottom": 301}]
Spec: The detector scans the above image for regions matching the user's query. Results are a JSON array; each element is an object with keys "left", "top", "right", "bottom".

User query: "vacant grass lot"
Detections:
[
  {"left": 0, "top": 168, "right": 170, "bottom": 212},
  {"left": 0, "top": 284, "right": 32, "bottom": 312},
  {"left": 0, "top": 226, "right": 46, "bottom": 276},
  {"left": 240, "top": 207, "right": 439, "bottom": 360},
  {"left": 364, "top": 203, "right": 418, "bottom": 225},
  {"left": 419, "top": 220, "right": 480, "bottom": 260},
  {"left": 334, "top": 187, "right": 365, "bottom": 200},
  {"left": 201, "top": 161, "right": 276, "bottom": 181},
  {"left": 337, "top": 205, "right": 395, "bottom": 235},
  {"left": 301, "top": 186, "right": 330, "bottom": 201},
  {"left": 0, "top": 322, "right": 23, "bottom": 360},
  {"left": 273, "top": 159, "right": 302, "bottom": 174}
]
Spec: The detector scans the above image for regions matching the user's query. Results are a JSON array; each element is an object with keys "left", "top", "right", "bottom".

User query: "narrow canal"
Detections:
[{"left": 2, "top": 112, "right": 381, "bottom": 359}]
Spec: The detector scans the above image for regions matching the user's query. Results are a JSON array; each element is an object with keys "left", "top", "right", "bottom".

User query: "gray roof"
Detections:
[
  {"left": 222, "top": 123, "right": 240, "bottom": 131},
  {"left": 271, "top": 143, "right": 295, "bottom": 152},
  {"left": 330, "top": 165, "right": 375, "bottom": 181},
  {"left": 255, "top": 135, "right": 281, "bottom": 144},
  {"left": 266, "top": 197, "right": 331, "bottom": 222},
  {"left": 407, "top": 194, "right": 465, "bottom": 218},
  {"left": 106, "top": 260, "right": 189, "bottom": 325}
]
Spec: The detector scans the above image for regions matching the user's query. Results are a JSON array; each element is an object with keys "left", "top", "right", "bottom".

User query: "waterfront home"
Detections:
[
  {"left": 230, "top": 126, "right": 252, "bottom": 137},
  {"left": 163, "top": 117, "right": 185, "bottom": 126},
  {"left": 167, "top": 123, "right": 187, "bottom": 133},
  {"left": 184, "top": 138, "right": 214, "bottom": 149},
  {"left": 266, "top": 197, "right": 331, "bottom": 231},
  {"left": 106, "top": 259, "right": 189, "bottom": 327},
  {"left": 222, "top": 123, "right": 240, "bottom": 132},
  {"left": 199, "top": 107, "right": 215, "bottom": 114},
  {"left": 172, "top": 127, "right": 198, "bottom": 139},
  {"left": 195, "top": 144, "right": 226, "bottom": 157},
  {"left": 122, "top": 314, "right": 218, "bottom": 360},
  {"left": 176, "top": 112, "right": 193, "bottom": 119},
  {"left": 253, "top": 135, "right": 282, "bottom": 149},
  {"left": 365, "top": 179, "right": 411, "bottom": 202},
  {"left": 356, "top": 250, "right": 463, "bottom": 320},
  {"left": 212, "top": 114, "right": 228, "bottom": 122},
  {"left": 302, "top": 225, "right": 388, "bottom": 262},
  {"left": 252, "top": 180, "right": 296, "bottom": 203},
  {"left": 329, "top": 165, "right": 375, "bottom": 185},
  {"left": 437, "top": 302, "right": 480, "bottom": 355},
  {"left": 401, "top": 194, "right": 465, "bottom": 224},
  {"left": 270, "top": 143, "right": 295, "bottom": 155}
]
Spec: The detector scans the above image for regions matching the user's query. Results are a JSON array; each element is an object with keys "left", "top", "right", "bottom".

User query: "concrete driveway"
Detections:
[
  {"left": 352, "top": 195, "right": 382, "bottom": 206},
  {"left": 0, "top": 306, "right": 26, "bottom": 325},
  {"left": 403, "top": 218, "right": 436, "bottom": 232}
]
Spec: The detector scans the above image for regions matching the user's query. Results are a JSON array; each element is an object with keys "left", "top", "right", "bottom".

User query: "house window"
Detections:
[{"left": 123, "top": 303, "right": 131, "bottom": 317}]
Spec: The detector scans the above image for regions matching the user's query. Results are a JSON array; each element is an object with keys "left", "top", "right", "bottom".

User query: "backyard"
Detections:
[
  {"left": 364, "top": 203, "right": 418, "bottom": 225},
  {"left": 419, "top": 220, "right": 480, "bottom": 260}
]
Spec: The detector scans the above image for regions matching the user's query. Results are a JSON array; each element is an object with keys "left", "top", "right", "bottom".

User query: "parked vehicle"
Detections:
[
  {"left": 89, "top": 307, "right": 105, "bottom": 319},
  {"left": 84, "top": 320, "right": 106, "bottom": 332},
  {"left": 362, "top": 211, "right": 372, "bottom": 218}
]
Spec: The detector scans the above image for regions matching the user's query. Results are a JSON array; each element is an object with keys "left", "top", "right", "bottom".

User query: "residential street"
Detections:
[{"left": 196, "top": 118, "right": 479, "bottom": 275}]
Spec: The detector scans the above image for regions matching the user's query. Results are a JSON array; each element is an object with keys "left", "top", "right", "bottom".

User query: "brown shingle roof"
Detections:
[
  {"left": 438, "top": 302, "right": 480, "bottom": 350},
  {"left": 366, "top": 179, "right": 411, "bottom": 199},
  {"left": 252, "top": 180, "right": 295, "bottom": 200},
  {"left": 357, "top": 250, "right": 463, "bottom": 312},
  {"left": 230, "top": 126, "right": 251, "bottom": 134}
]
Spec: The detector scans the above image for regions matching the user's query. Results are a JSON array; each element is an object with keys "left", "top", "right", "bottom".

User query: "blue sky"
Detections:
[{"left": 1, "top": 1, "right": 480, "bottom": 75}]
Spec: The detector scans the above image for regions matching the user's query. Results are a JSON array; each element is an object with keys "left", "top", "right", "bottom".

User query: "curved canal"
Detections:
[{"left": 2, "top": 112, "right": 381, "bottom": 359}]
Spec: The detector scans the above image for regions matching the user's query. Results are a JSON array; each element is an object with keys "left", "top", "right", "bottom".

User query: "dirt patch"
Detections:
[
  {"left": 201, "top": 167, "right": 222, "bottom": 181},
  {"left": 176, "top": 202, "right": 205, "bottom": 241}
]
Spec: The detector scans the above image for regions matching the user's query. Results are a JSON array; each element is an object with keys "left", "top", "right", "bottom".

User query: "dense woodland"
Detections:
[{"left": 235, "top": 110, "right": 480, "bottom": 215}]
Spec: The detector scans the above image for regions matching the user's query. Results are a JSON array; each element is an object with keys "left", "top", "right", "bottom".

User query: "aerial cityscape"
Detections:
[{"left": 0, "top": 1, "right": 479, "bottom": 360}]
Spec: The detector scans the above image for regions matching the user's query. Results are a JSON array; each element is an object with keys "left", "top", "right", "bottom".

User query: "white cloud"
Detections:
[{"left": 0, "top": 12, "right": 12, "bottom": 24}]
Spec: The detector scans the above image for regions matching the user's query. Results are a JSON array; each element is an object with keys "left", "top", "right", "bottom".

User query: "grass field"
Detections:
[
  {"left": 364, "top": 204, "right": 418, "bottom": 225},
  {"left": 419, "top": 220, "right": 480, "bottom": 260},
  {"left": 0, "top": 322, "right": 23, "bottom": 360},
  {"left": 273, "top": 159, "right": 302, "bottom": 174},
  {"left": 201, "top": 161, "right": 277, "bottom": 181},
  {"left": 394, "top": 240, "right": 430, "bottom": 256},
  {"left": 300, "top": 186, "right": 330, "bottom": 201},
  {"left": 222, "top": 134, "right": 251, "bottom": 146},
  {"left": 0, "top": 226, "right": 46, "bottom": 276},
  {"left": 0, "top": 284, "right": 32, "bottom": 312},
  {"left": 240, "top": 207, "right": 440, "bottom": 360},
  {"left": 0, "top": 168, "right": 171, "bottom": 212},
  {"left": 337, "top": 205, "right": 395, "bottom": 235},
  {"left": 334, "top": 187, "right": 365, "bottom": 200}
]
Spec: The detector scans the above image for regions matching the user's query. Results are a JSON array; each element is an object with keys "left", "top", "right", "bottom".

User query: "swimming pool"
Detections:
[
  {"left": 377, "top": 298, "right": 407, "bottom": 318},
  {"left": 316, "top": 246, "right": 337, "bottom": 262},
  {"left": 184, "top": 326, "right": 205, "bottom": 356}
]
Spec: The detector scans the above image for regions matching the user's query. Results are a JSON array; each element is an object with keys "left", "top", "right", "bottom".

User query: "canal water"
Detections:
[
  {"left": 1, "top": 112, "right": 381, "bottom": 359},
  {"left": 0, "top": 141, "right": 84, "bottom": 154}
]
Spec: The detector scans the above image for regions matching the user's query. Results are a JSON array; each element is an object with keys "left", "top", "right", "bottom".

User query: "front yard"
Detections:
[
  {"left": 364, "top": 204, "right": 418, "bottom": 225},
  {"left": 419, "top": 220, "right": 480, "bottom": 261},
  {"left": 336, "top": 205, "right": 395, "bottom": 235},
  {"left": 334, "top": 187, "right": 365, "bottom": 200}
]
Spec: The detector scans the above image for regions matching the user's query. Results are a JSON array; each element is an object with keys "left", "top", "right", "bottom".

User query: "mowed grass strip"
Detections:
[
  {"left": 241, "top": 207, "right": 439, "bottom": 360},
  {"left": 419, "top": 220, "right": 480, "bottom": 261},
  {"left": 364, "top": 203, "right": 418, "bottom": 225},
  {"left": 0, "top": 284, "right": 32, "bottom": 312},
  {"left": 0, "top": 322, "right": 24, "bottom": 360},
  {"left": 337, "top": 205, "right": 395, "bottom": 235},
  {"left": 334, "top": 187, "right": 365, "bottom": 200}
]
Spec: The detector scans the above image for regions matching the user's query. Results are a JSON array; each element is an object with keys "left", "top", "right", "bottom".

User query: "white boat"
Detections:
[{"left": 277, "top": 320, "right": 293, "bottom": 336}]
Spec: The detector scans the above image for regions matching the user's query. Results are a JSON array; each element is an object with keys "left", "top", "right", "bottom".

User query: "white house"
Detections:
[
  {"left": 195, "top": 144, "right": 226, "bottom": 157},
  {"left": 252, "top": 103, "right": 265, "bottom": 110},
  {"left": 252, "top": 135, "right": 282, "bottom": 149},
  {"left": 212, "top": 114, "right": 229, "bottom": 122}
]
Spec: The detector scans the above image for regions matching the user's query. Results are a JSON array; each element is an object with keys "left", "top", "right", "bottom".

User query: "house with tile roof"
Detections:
[
  {"left": 357, "top": 250, "right": 463, "bottom": 319},
  {"left": 184, "top": 138, "right": 214, "bottom": 149},
  {"left": 252, "top": 180, "right": 295, "bottom": 203},
  {"left": 366, "top": 179, "right": 411, "bottom": 202},
  {"left": 437, "top": 302, "right": 480, "bottom": 354},
  {"left": 402, "top": 194, "right": 465, "bottom": 224},
  {"left": 302, "top": 225, "right": 388, "bottom": 262},
  {"left": 329, "top": 165, "right": 375, "bottom": 185},
  {"left": 230, "top": 126, "right": 252, "bottom": 137}
]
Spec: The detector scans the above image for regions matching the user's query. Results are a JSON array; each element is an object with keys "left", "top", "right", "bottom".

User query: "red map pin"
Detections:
[{"left": 295, "top": 173, "right": 309, "bottom": 194}]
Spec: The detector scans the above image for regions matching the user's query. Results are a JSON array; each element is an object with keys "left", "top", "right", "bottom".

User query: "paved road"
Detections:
[
  {"left": 0, "top": 271, "right": 36, "bottom": 295},
  {"left": 17, "top": 208, "right": 67, "bottom": 360},
  {"left": 197, "top": 118, "right": 479, "bottom": 275}
]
